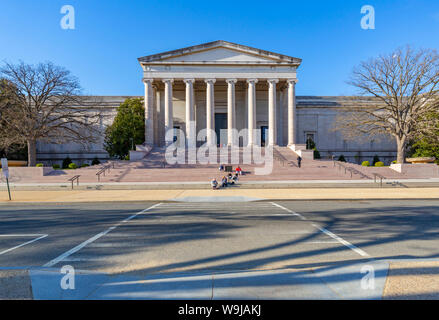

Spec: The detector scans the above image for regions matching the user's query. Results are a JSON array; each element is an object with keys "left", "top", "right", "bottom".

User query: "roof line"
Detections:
[{"left": 137, "top": 40, "right": 302, "bottom": 65}]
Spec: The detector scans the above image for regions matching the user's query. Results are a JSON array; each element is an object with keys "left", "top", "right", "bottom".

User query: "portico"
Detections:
[{"left": 138, "top": 40, "right": 301, "bottom": 148}]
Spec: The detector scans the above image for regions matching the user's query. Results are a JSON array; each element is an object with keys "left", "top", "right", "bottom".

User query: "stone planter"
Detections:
[{"left": 406, "top": 157, "right": 436, "bottom": 164}]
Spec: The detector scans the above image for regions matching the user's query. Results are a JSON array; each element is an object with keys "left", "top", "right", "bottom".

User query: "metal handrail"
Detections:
[
  {"left": 68, "top": 175, "right": 80, "bottom": 189},
  {"left": 96, "top": 164, "right": 111, "bottom": 182},
  {"left": 273, "top": 147, "right": 294, "bottom": 167},
  {"left": 372, "top": 172, "right": 385, "bottom": 187}
]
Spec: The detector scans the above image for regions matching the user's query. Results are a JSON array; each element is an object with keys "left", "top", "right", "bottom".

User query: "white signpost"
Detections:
[{"left": 1, "top": 158, "right": 11, "bottom": 200}]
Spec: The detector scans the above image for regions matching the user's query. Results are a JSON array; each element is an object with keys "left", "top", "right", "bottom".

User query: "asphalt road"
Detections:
[{"left": 1, "top": 200, "right": 439, "bottom": 274}]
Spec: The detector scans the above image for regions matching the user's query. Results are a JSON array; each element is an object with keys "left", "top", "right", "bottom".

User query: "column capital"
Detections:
[
  {"left": 183, "top": 78, "right": 195, "bottom": 84},
  {"left": 246, "top": 78, "right": 258, "bottom": 84},
  {"left": 162, "top": 78, "right": 174, "bottom": 84},
  {"left": 204, "top": 78, "right": 216, "bottom": 84},
  {"left": 286, "top": 78, "right": 298, "bottom": 85},
  {"left": 143, "top": 78, "right": 153, "bottom": 84},
  {"left": 267, "top": 78, "right": 279, "bottom": 84},
  {"left": 226, "top": 78, "right": 238, "bottom": 84}
]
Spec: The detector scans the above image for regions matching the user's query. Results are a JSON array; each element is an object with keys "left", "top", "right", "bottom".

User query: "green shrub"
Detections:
[
  {"left": 124, "top": 154, "right": 130, "bottom": 161},
  {"left": 52, "top": 164, "right": 60, "bottom": 169},
  {"left": 372, "top": 155, "right": 380, "bottom": 166},
  {"left": 68, "top": 163, "right": 77, "bottom": 169},
  {"left": 313, "top": 149, "right": 321, "bottom": 159},
  {"left": 91, "top": 157, "right": 100, "bottom": 165},
  {"left": 80, "top": 164, "right": 90, "bottom": 168},
  {"left": 306, "top": 137, "right": 316, "bottom": 150},
  {"left": 62, "top": 157, "right": 72, "bottom": 169},
  {"left": 36, "top": 163, "right": 43, "bottom": 167},
  {"left": 361, "top": 161, "right": 370, "bottom": 167},
  {"left": 391, "top": 160, "right": 397, "bottom": 164},
  {"left": 375, "top": 161, "right": 385, "bottom": 167},
  {"left": 338, "top": 155, "right": 346, "bottom": 162}
]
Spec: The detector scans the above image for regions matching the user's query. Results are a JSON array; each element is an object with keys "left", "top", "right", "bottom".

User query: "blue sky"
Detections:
[{"left": 1, "top": 0, "right": 439, "bottom": 96}]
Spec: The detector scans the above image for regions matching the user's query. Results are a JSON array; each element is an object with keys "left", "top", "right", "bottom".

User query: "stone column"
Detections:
[
  {"left": 184, "top": 78, "right": 196, "bottom": 148},
  {"left": 226, "top": 79, "right": 237, "bottom": 146},
  {"left": 153, "top": 85, "right": 159, "bottom": 146},
  {"left": 143, "top": 78, "right": 154, "bottom": 145},
  {"left": 287, "top": 79, "right": 297, "bottom": 146},
  {"left": 247, "top": 79, "right": 258, "bottom": 146},
  {"left": 267, "top": 79, "right": 279, "bottom": 146},
  {"left": 162, "top": 79, "right": 174, "bottom": 144},
  {"left": 205, "top": 79, "right": 216, "bottom": 146}
]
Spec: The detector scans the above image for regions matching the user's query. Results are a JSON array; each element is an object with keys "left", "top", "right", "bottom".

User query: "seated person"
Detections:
[
  {"left": 219, "top": 164, "right": 224, "bottom": 171},
  {"left": 235, "top": 166, "right": 242, "bottom": 175},
  {"left": 232, "top": 173, "right": 239, "bottom": 182},
  {"left": 211, "top": 178, "right": 218, "bottom": 189},
  {"left": 221, "top": 176, "right": 228, "bottom": 188}
]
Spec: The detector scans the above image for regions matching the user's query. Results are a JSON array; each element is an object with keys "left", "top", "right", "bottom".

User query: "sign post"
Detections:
[{"left": 1, "top": 158, "right": 11, "bottom": 201}]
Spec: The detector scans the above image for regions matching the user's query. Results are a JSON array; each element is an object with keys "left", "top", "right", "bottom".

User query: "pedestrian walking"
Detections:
[{"left": 297, "top": 156, "right": 302, "bottom": 168}]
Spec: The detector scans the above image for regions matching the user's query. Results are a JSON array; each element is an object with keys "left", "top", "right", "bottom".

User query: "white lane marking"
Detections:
[
  {"left": 271, "top": 202, "right": 370, "bottom": 257},
  {"left": 43, "top": 203, "right": 162, "bottom": 267},
  {"left": 0, "top": 234, "right": 48, "bottom": 256},
  {"left": 303, "top": 241, "right": 341, "bottom": 244},
  {"left": 312, "top": 224, "right": 370, "bottom": 257},
  {"left": 270, "top": 202, "right": 307, "bottom": 220}
]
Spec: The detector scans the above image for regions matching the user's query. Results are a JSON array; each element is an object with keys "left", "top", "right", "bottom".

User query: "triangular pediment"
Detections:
[
  {"left": 161, "top": 47, "right": 280, "bottom": 63},
  {"left": 138, "top": 40, "right": 301, "bottom": 65}
]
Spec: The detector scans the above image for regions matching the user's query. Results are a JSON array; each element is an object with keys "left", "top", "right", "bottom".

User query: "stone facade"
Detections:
[
  {"left": 36, "top": 95, "right": 397, "bottom": 166},
  {"left": 36, "top": 41, "right": 397, "bottom": 165}
]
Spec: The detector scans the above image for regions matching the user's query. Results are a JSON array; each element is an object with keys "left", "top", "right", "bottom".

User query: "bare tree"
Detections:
[
  {"left": 334, "top": 46, "right": 439, "bottom": 163},
  {"left": 0, "top": 62, "right": 101, "bottom": 166}
]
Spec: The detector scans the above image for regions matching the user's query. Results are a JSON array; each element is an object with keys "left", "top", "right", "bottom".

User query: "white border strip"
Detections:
[
  {"left": 270, "top": 202, "right": 370, "bottom": 257},
  {"left": 0, "top": 234, "right": 48, "bottom": 256},
  {"left": 43, "top": 203, "right": 162, "bottom": 267}
]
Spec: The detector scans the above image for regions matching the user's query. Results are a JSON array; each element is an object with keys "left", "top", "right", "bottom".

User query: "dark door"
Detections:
[
  {"left": 215, "top": 113, "right": 227, "bottom": 146},
  {"left": 261, "top": 126, "right": 268, "bottom": 146}
]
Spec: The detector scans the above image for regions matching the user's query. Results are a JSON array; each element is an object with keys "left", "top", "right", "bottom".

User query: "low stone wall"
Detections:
[
  {"left": 289, "top": 144, "right": 314, "bottom": 160},
  {"left": 390, "top": 163, "right": 439, "bottom": 177},
  {"left": 129, "top": 144, "right": 153, "bottom": 161},
  {"left": 8, "top": 167, "right": 54, "bottom": 178}
]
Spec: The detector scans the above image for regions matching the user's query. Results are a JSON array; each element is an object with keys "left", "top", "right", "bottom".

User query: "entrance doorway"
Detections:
[
  {"left": 261, "top": 126, "right": 268, "bottom": 146},
  {"left": 215, "top": 113, "right": 227, "bottom": 146}
]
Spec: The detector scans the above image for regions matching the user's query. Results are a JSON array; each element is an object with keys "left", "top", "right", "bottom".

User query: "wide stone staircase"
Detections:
[{"left": 20, "top": 146, "right": 420, "bottom": 184}]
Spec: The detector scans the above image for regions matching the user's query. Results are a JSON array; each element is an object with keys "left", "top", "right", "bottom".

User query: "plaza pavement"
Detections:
[{"left": 1, "top": 187, "right": 439, "bottom": 203}]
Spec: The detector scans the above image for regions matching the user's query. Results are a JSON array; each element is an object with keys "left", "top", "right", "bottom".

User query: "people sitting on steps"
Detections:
[
  {"left": 211, "top": 178, "right": 218, "bottom": 190},
  {"left": 221, "top": 176, "right": 228, "bottom": 188},
  {"left": 228, "top": 173, "right": 235, "bottom": 185},
  {"left": 211, "top": 166, "right": 242, "bottom": 189}
]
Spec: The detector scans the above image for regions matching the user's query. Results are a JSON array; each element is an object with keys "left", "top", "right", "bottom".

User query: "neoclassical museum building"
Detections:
[{"left": 37, "top": 41, "right": 397, "bottom": 165}]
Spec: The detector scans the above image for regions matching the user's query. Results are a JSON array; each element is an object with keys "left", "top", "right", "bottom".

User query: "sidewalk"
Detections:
[
  {"left": 5, "top": 259, "right": 437, "bottom": 299},
  {"left": 2, "top": 261, "right": 389, "bottom": 299},
  {"left": 1, "top": 187, "right": 439, "bottom": 203}
]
